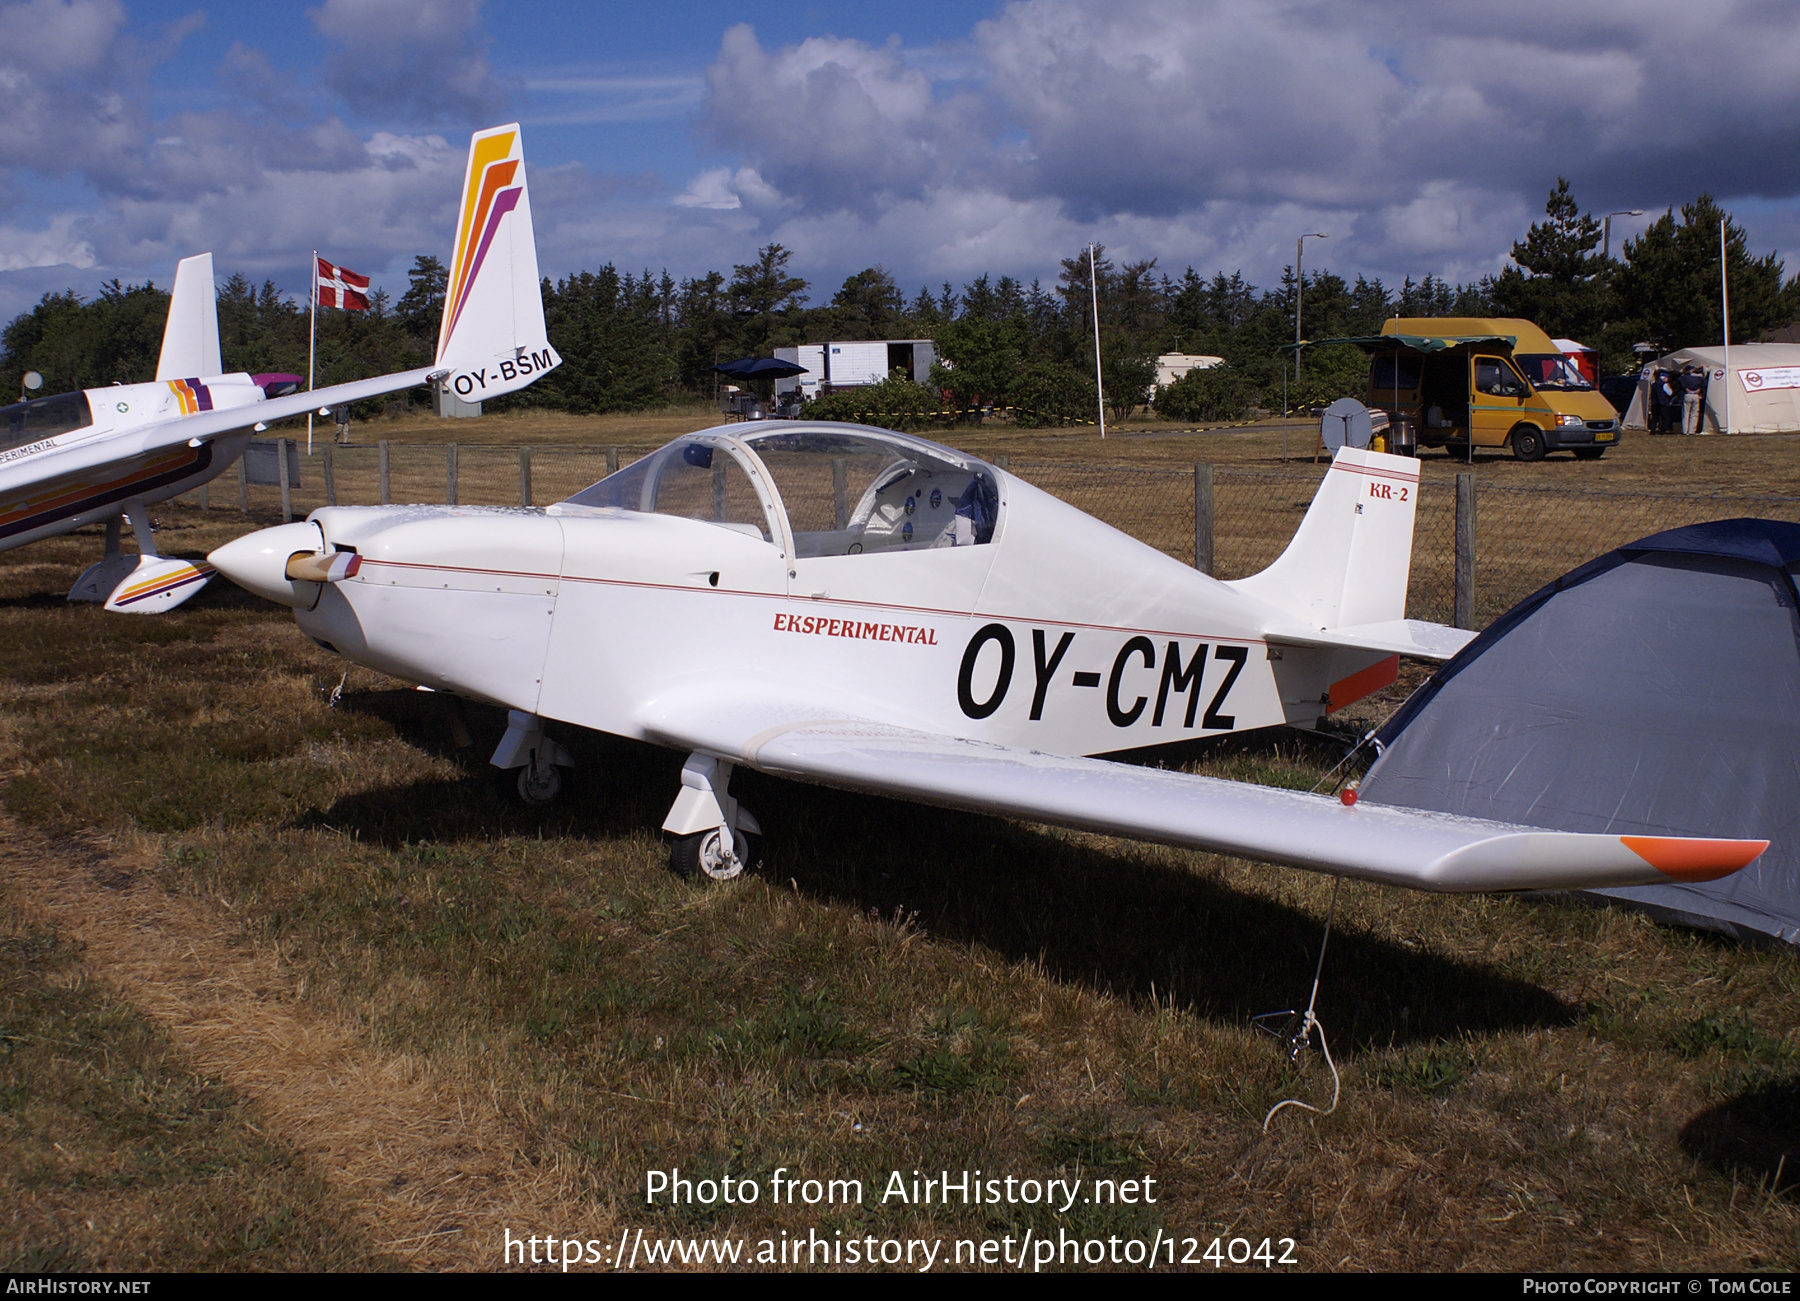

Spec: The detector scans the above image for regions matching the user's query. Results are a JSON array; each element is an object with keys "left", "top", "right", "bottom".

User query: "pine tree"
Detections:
[
  {"left": 1490, "top": 178, "right": 1605, "bottom": 339},
  {"left": 1609, "top": 194, "right": 1797, "bottom": 353}
]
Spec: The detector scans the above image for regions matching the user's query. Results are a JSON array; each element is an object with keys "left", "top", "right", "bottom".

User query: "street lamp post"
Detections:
[
  {"left": 1602, "top": 209, "right": 1643, "bottom": 262},
  {"left": 1294, "top": 232, "right": 1328, "bottom": 378}
]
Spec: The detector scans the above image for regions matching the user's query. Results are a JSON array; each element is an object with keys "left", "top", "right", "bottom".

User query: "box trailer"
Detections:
[{"left": 775, "top": 340, "right": 937, "bottom": 397}]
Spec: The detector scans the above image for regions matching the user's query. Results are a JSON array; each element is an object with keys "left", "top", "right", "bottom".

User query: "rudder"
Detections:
[
  {"left": 156, "top": 253, "right": 222, "bottom": 381},
  {"left": 434, "top": 124, "right": 560, "bottom": 403},
  {"left": 1227, "top": 446, "right": 1420, "bottom": 630}
]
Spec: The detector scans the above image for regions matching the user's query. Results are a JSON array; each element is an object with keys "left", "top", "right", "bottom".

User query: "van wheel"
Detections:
[
  {"left": 1510, "top": 426, "right": 1547, "bottom": 462},
  {"left": 1573, "top": 447, "right": 1605, "bottom": 461}
]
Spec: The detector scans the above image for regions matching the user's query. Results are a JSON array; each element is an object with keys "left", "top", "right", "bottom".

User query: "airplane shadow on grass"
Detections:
[
  {"left": 1680, "top": 1079, "right": 1800, "bottom": 1202},
  {"left": 298, "top": 691, "right": 1575, "bottom": 1055}
]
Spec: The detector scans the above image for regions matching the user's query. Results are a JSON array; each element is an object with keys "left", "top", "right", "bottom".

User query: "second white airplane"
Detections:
[{"left": 0, "top": 123, "right": 557, "bottom": 612}]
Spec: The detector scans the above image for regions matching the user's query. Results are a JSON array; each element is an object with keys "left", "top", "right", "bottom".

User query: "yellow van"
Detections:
[{"left": 1357, "top": 318, "right": 1621, "bottom": 461}]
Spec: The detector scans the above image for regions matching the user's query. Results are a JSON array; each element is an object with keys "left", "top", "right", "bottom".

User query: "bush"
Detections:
[
  {"left": 802, "top": 372, "right": 944, "bottom": 430},
  {"left": 1102, "top": 351, "right": 1157, "bottom": 422},
  {"left": 1287, "top": 343, "right": 1370, "bottom": 412},
  {"left": 1010, "top": 361, "right": 1098, "bottom": 427},
  {"left": 1154, "top": 363, "right": 1256, "bottom": 423}
]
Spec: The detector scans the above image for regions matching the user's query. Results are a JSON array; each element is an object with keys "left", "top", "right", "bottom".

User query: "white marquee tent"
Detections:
[{"left": 1622, "top": 342, "right": 1800, "bottom": 434}]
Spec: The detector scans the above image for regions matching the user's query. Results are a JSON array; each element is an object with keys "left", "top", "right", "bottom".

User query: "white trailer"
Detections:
[{"left": 776, "top": 340, "right": 937, "bottom": 398}]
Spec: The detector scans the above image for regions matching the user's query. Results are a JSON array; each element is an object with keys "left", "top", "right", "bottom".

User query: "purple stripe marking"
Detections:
[
  {"left": 185, "top": 378, "right": 214, "bottom": 411},
  {"left": 114, "top": 566, "right": 212, "bottom": 606},
  {"left": 446, "top": 186, "right": 522, "bottom": 342}
]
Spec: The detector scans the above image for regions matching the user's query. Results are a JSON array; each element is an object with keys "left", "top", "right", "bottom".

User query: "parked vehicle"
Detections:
[{"left": 1334, "top": 317, "right": 1622, "bottom": 461}]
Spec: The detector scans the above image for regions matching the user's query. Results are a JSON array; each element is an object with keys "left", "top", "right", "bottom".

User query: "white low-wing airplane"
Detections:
[
  {"left": 0, "top": 123, "right": 558, "bottom": 612},
  {"left": 208, "top": 423, "right": 1767, "bottom": 892}
]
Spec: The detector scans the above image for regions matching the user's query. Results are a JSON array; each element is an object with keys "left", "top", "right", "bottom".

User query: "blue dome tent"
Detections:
[{"left": 1360, "top": 519, "right": 1800, "bottom": 944}]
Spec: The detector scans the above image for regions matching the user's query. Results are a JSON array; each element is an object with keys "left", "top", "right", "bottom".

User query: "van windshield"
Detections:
[{"left": 1515, "top": 353, "right": 1593, "bottom": 391}]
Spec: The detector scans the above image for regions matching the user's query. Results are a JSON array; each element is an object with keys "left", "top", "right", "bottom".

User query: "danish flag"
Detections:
[{"left": 316, "top": 255, "right": 371, "bottom": 310}]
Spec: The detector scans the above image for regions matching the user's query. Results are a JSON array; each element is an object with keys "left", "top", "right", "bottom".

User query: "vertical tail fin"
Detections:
[
  {"left": 1226, "top": 446, "right": 1420, "bottom": 629},
  {"left": 434, "top": 123, "right": 560, "bottom": 403},
  {"left": 155, "top": 252, "right": 222, "bottom": 381}
]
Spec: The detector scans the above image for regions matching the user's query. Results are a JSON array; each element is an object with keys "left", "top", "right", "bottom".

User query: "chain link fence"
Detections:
[{"left": 197, "top": 438, "right": 1800, "bottom": 630}]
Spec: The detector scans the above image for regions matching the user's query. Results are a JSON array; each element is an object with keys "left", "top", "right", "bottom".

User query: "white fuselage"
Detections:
[
  {"left": 0, "top": 375, "right": 266, "bottom": 550},
  {"left": 286, "top": 471, "right": 1379, "bottom": 758}
]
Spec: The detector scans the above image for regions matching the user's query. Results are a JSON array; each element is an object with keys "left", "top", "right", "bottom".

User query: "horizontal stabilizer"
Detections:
[
  {"left": 636, "top": 689, "right": 1765, "bottom": 894},
  {"left": 1267, "top": 618, "right": 1476, "bottom": 662}
]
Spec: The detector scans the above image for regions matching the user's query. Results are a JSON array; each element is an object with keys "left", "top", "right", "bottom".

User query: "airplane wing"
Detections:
[
  {"left": 635, "top": 686, "right": 1765, "bottom": 893},
  {"left": 142, "top": 368, "right": 440, "bottom": 450},
  {"left": 24, "top": 368, "right": 439, "bottom": 485}
]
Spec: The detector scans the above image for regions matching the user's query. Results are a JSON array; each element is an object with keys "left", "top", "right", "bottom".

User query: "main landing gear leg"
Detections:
[
  {"left": 68, "top": 512, "right": 139, "bottom": 603},
  {"left": 662, "top": 753, "right": 762, "bottom": 881},
  {"left": 70, "top": 500, "right": 214, "bottom": 612},
  {"left": 124, "top": 501, "right": 159, "bottom": 558}
]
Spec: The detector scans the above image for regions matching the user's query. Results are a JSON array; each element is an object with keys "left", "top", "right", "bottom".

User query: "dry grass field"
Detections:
[{"left": 4, "top": 421, "right": 1800, "bottom": 1272}]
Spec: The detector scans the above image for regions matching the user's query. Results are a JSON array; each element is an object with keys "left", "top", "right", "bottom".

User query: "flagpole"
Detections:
[
  {"left": 307, "top": 251, "right": 317, "bottom": 454},
  {"left": 1720, "top": 218, "right": 1732, "bottom": 436},
  {"left": 1089, "top": 244, "right": 1106, "bottom": 439}
]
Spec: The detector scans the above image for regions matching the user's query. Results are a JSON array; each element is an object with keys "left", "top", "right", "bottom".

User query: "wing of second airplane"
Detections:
[{"left": 635, "top": 685, "right": 1765, "bottom": 894}]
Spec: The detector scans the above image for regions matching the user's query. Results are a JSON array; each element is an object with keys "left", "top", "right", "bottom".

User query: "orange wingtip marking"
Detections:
[{"left": 1621, "top": 835, "right": 1768, "bottom": 882}]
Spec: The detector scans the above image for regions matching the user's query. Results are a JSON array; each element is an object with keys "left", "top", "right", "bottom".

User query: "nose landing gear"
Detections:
[
  {"left": 663, "top": 753, "right": 762, "bottom": 881},
  {"left": 490, "top": 709, "right": 574, "bottom": 805}
]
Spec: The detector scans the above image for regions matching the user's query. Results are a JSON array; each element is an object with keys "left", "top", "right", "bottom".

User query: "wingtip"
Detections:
[{"left": 1620, "top": 835, "right": 1768, "bottom": 882}]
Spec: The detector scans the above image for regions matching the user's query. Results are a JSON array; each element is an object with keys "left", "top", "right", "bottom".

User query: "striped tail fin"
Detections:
[{"left": 434, "top": 123, "right": 560, "bottom": 403}]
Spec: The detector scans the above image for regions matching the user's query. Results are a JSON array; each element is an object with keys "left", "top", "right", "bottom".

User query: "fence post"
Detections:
[
  {"left": 238, "top": 456, "right": 249, "bottom": 513},
  {"left": 323, "top": 444, "right": 336, "bottom": 507},
  {"left": 605, "top": 445, "right": 619, "bottom": 474},
  {"left": 1455, "top": 471, "right": 1477, "bottom": 630},
  {"left": 199, "top": 481, "right": 208, "bottom": 510},
  {"left": 447, "top": 443, "right": 458, "bottom": 505},
  {"left": 1193, "top": 463, "right": 1214, "bottom": 576},
  {"left": 832, "top": 457, "right": 848, "bottom": 529},
  {"left": 519, "top": 447, "right": 532, "bottom": 507},
  {"left": 278, "top": 438, "right": 293, "bottom": 522},
  {"left": 379, "top": 439, "right": 391, "bottom": 505},
  {"left": 994, "top": 455, "right": 1010, "bottom": 471}
]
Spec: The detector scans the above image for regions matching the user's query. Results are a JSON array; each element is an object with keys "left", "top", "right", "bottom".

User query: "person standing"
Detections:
[
  {"left": 1650, "top": 369, "right": 1675, "bottom": 433},
  {"left": 1681, "top": 365, "right": 1704, "bottom": 435}
]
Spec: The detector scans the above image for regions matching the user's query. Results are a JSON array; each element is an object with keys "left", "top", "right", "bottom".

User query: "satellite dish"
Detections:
[
  {"left": 1320, "top": 396, "right": 1372, "bottom": 452},
  {"left": 23, "top": 371, "right": 43, "bottom": 392}
]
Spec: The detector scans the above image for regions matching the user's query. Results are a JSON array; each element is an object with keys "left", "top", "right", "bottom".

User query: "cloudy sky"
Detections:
[{"left": 3, "top": 0, "right": 1799, "bottom": 322}]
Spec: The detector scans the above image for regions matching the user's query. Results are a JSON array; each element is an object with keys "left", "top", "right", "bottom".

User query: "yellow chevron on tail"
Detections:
[{"left": 433, "top": 123, "right": 559, "bottom": 400}]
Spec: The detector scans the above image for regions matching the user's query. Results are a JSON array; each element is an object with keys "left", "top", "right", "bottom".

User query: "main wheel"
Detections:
[
  {"left": 1573, "top": 447, "right": 1605, "bottom": 461},
  {"left": 670, "top": 827, "right": 762, "bottom": 881},
  {"left": 1510, "top": 426, "right": 1547, "bottom": 462},
  {"left": 516, "top": 762, "right": 564, "bottom": 805}
]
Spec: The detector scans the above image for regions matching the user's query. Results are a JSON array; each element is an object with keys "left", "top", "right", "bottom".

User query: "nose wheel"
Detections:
[
  {"left": 490, "top": 710, "right": 575, "bottom": 806},
  {"left": 670, "top": 826, "right": 763, "bottom": 881},
  {"left": 516, "top": 759, "right": 564, "bottom": 805},
  {"left": 662, "top": 753, "right": 762, "bottom": 883}
]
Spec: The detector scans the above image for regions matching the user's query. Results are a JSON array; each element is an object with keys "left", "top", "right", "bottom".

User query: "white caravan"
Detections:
[
  {"left": 209, "top": 424, "right": 1766, "bottom": 892},
  {"left": 0, "top": 124, "right": 558, "bottom": 612}
]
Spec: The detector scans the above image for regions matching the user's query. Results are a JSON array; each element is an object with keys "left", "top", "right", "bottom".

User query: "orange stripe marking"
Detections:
[
  {"left": 1327, "top": 654, "right": 1399, "bottom": 713},
  {"left": 1621, "top": 835, "right": 1768, "bottom": 882}
]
